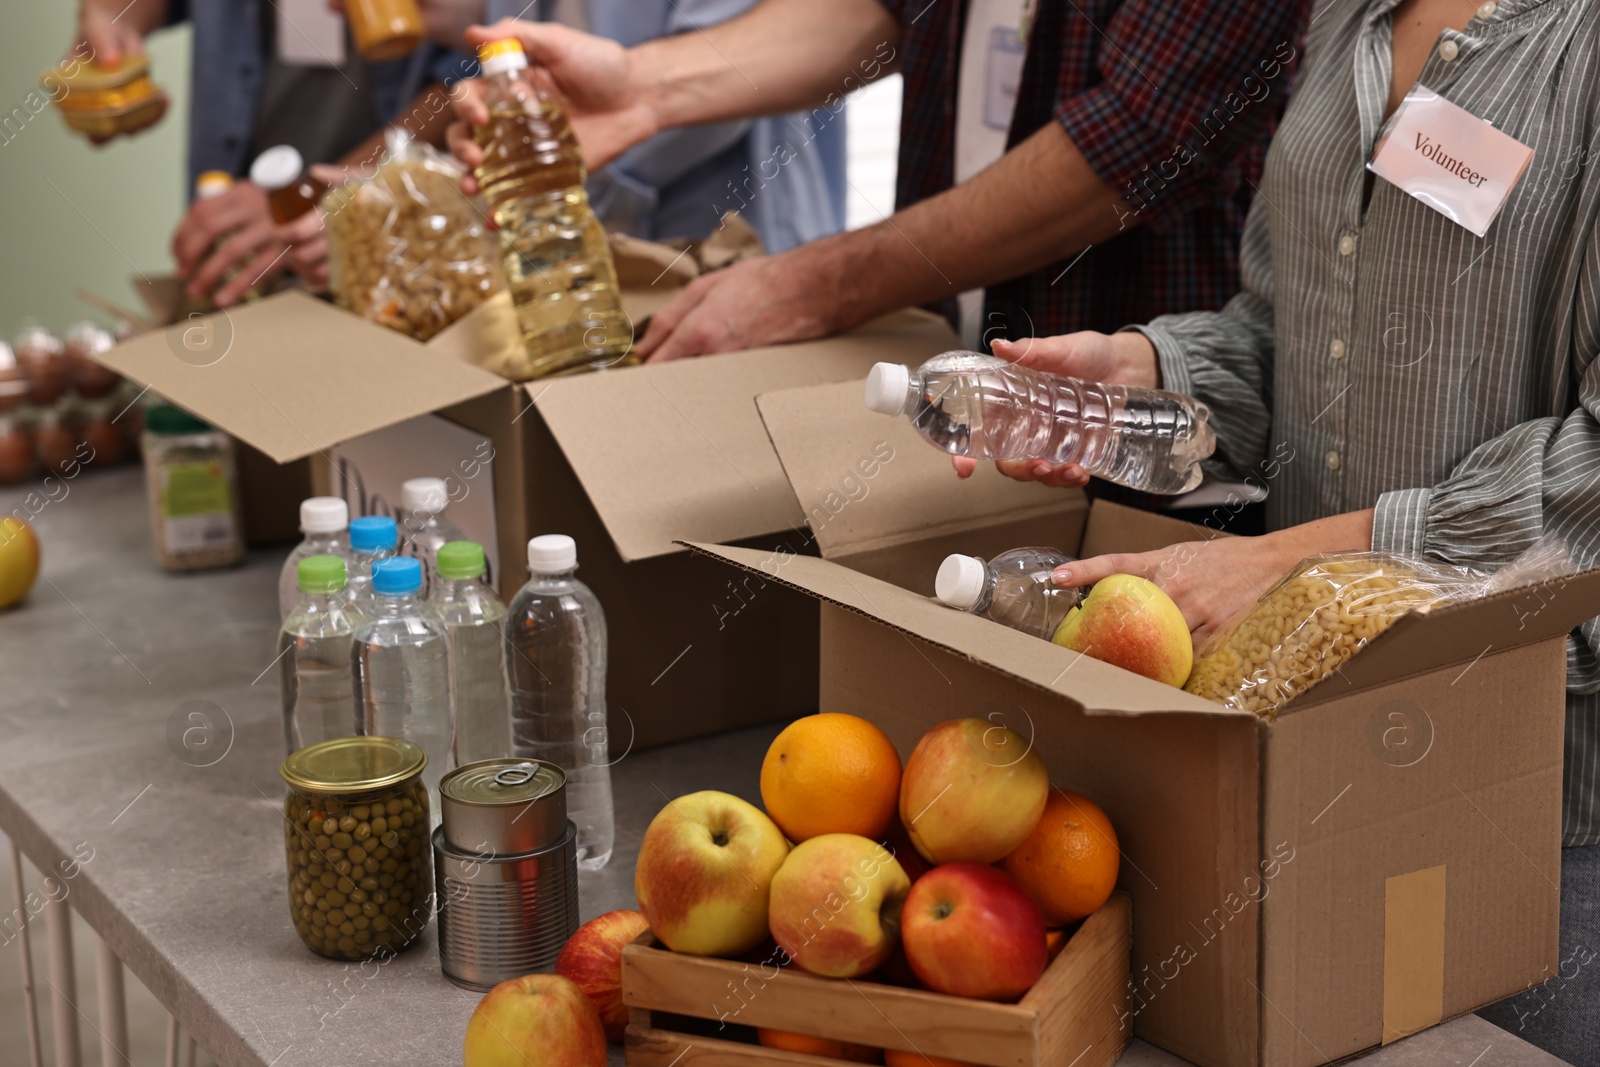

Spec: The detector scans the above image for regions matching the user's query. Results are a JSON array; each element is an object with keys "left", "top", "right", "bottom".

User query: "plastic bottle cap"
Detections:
[
  {"left": 349, "top": 515, "right": 398, "bottom": 553},
  {"left": 864, "top": 363, "right": 912, "bottom": 416},
  {"left": 436, "top": 541, "right": 486, "bottom": 580},
  {"left": 371, "top": 556, "right": 423, "bottom": 596},
  {"left": 297, "top": 554, "right": 347, "bottom": 593},
  {"left": 249, "top": 145, "right": 304, "bottom": 192},
  {"left": 527, "top": 534, "right": 577, "bottom": 574},
  {"left": 195, "top": 171, "right": 233, "bottom": 199},
  {"left": 401, "top": 477, "right": 449, "bottom": 515},
  {"left": 935, "top": 553, "right": 987, "bottom": 610},
  {"left": 478, "top": 38, "right": 529, "bottom": 77},
  {"left": 300, "top": 497, "right": 348, "bottom": 534},
  {"left": 143, "top": 404, "right": 212, "bottom": 436}
]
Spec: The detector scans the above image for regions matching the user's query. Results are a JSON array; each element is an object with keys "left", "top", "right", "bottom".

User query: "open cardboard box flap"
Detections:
[
  {"left": 531, "top": 310, "right": 960, "bottom": 562},
  {"left": 682, "top": 540, "right": 1230, "bottom": 717},
  {"left": 94, "top": 290, "right": 508, "bottom": 464}
]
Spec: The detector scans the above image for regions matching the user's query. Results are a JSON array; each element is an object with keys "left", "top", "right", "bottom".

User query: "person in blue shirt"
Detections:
[{"left": 77, "top": 0, "right": 474, "bottom": 306}]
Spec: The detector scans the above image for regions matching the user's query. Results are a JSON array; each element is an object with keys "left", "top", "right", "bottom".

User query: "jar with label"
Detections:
[
  {"left": 141, "top": 405, "right": 245, "bottom": 571},
  {"left": 42, "top": 52, "right": 169, "bottom": 142},
  {"left": 251, "top": 146, "right": 330, "bottom": 225},
  {"left": 280, "top": 736, "right": 434, "bottom": 961},
  {"left": 346, "top": 0, "right": 425, "bottom": 62}
]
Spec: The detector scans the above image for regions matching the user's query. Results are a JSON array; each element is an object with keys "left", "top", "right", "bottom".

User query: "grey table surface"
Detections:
[{"left": 0, "top": 468, "right": 1566, "bottom": 1067}]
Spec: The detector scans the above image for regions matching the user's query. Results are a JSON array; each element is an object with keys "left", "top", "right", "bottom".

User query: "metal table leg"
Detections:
[
  {"left": 95, "top": 934, "right": 130, "bottom": 1066},
  {"left": 8, "top": 840, "right": 43, "bottom": 1067},
  {"left": 44, "top": 884, "right": 82, "bottom": 1067}
]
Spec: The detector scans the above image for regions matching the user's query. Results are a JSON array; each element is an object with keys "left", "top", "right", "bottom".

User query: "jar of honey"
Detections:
[
  {"left": 250, "top": 146, "right": 330, "bottom": 225},
  {"left": 346, "top": 0, "right": 425, "bottom": 63},
  {"left": 43, "top": 53, "right": 168, "bottom": 142}
]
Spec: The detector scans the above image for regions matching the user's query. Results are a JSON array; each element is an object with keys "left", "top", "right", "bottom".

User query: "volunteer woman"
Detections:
[{"left": 957, "top": 0, "right": 1599, "bottom": 1051}]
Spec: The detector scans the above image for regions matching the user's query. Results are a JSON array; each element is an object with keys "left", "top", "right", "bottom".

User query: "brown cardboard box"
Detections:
[
  {"left": 686, "top": 378, "right": 1600, "bottom": 1067},
  {"left": 92, "top": 291, "right": 960, "bottom": 749}
]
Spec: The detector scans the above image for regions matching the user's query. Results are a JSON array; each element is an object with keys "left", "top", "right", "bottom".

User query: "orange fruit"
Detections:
[
  {"left": 758, "top": 1028, "right": 883, "bottom": 1062},
  {"left": 761, "top": 713, "right": 901, "bottom": 842},
  {"left": 884, "top": 1050, "right": 974, "bottom": 1067},
  {"left": 1000, "top": 789, "right": 1119, "bottom": 925}
]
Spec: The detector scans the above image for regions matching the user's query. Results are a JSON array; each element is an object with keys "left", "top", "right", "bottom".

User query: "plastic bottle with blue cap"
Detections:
[
  {"left": 352, "top": 555, "right": 453, "bottom": 821},
  {"left": 345, "top": 515, "right": 398, "bottom": 617}
]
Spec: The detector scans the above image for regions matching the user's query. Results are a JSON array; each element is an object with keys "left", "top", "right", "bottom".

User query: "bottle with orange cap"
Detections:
[{"left": 472, "top": 38, "right": 633, "bottom": 379}]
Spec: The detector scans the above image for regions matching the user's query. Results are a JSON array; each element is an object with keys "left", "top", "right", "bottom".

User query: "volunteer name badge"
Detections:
[
  {"left": 984, "top": 26, "right": 1024, "bottom": 130},
  {"left": 1369, "top": 86, "right": 1533, "bottom": 238}
]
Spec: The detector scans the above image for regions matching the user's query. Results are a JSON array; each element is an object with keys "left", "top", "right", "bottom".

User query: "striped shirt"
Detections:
[{"left": 1139, "top": 0, "right": 1600, "bottom": 845}]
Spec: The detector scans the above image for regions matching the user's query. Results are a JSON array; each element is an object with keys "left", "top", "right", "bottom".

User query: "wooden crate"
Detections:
[{"left": 622, "top": 891, "right": 1131, "bottom": 1067}]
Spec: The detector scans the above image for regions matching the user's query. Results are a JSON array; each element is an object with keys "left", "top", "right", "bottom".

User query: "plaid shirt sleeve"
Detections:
[{"left": 1055, "top": 0, "right": 1304, "bottom": 230}]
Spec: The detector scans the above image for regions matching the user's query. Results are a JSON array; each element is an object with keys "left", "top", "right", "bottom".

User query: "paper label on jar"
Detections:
[
  {"left": 161, "top": 463, "right": 237, "bottom": 552},
  {"left": 1368, "top": 85, "right": 1533, "bottom": 238},
  {"left": 277, "top": 0, "right": 347, "bottom": 68}
]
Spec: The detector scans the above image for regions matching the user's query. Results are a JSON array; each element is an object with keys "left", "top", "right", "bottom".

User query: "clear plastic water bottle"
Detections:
[
  {"left": 346, "top": 515, "right": 398, "bottom": 617},
  {"left": 431, "top": 541, "right": 511, "bottom": 765},
  {"left": 398, "top": 477, "right": 467, "bottom": 598},
  {"left": 279, "top": 555, "right": 361, "bottom": 753},
  {"left": 865, "top": 351, "right": 1216, "bottom": 495},
  {"left": 352, "top": 556, "right": 453, "bottom": 821},
  {"left": 505, "top": 534, "right": 613, "bottom": 870},
  {"left": 935, "top": 547, "right": 1083, "bottom": 642},
  {"left": 278, "top": 497, "right": 351, "bottom": 620}
]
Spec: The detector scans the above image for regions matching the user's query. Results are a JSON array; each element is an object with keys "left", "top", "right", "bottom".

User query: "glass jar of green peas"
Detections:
[{"left": 280, "top": 736, "right": 433, "bottom": 961}]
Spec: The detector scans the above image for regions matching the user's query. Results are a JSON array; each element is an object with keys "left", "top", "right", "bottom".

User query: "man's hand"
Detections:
[
  {"left": 1049, "top": 510, "right": 1375, "bottom": 649},
  {"left": 269, "top": 165, "right": 347, "bottom": 291},
  {"left": 446, "top": 19, "right": 658, "bottom": 189},
  {"left": 77, "top": 0, "right": 162, "bottom": 67},
  {"left": 952, "top": 331, "right": 1162, "bottom": 488},
  {"left": 172, "top": 182, "right": 290, "bottom": 308},
  {"left": 635, "top": 248, "right": 846, "bottom": 363}
]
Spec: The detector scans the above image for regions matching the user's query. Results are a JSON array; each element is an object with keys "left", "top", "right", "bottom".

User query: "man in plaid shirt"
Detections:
[{"left": 449, "top": 0, "right": 1309, "bottom": 358}]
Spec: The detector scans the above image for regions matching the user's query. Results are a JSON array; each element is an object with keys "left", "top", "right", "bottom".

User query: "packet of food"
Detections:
[
  {"left": 324, "top": 130, "right": 505, "bottom": 342},
  {"left": 1184, "top": 538, "right": 1576, "bottom": 719}
]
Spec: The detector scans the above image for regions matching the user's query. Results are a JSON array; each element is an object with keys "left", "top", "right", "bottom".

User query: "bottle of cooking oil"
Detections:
[{"left": 473, "top": 38, "right": 633, "bottom": 378}]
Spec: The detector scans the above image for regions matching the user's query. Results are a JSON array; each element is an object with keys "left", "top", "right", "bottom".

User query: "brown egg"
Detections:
[
  {"left": 0, "top": 416, "right": 34, "bottom": 485},
  {"left": 14, "top": 327, "right": 69, "bottom": 407},
  {"left": 81, "top": 404, "right": 126, "bottom": 466},
  {"left": 0, "top": 342, "right": 27, "bottom": 414},
  {"left": 34, "top": 412, "right": 79, "bottom": 476},
  {"left": 65, "top": 323, "right": 120, "bottom": 399}
]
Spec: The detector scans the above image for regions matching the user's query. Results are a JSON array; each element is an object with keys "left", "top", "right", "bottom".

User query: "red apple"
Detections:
[
  {"left": 901, "top": 864, "right": 1047, "bottom": 1001},
  {"left": 463, "top": 973, "right": 607, "bottom": 1067},
  {"left": 555, "top": 909, "right": 650, "bottom": 1042}
]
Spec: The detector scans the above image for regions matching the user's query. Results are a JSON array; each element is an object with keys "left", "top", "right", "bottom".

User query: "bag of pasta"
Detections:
[
  {"left": 324, "top": 131, "right": 505, "bottom": 341},
  {"left": 1184, "top": 540, "right": 1575, "bottom": 719}
]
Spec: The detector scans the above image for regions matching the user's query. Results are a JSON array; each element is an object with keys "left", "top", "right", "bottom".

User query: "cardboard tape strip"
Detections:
[{"left": 1382, "top": 864, "right": 1446, "bottom": 1044}]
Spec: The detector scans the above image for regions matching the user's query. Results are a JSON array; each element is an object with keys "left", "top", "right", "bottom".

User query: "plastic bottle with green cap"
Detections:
[
  {"left": 279, "top": 554, "right": 360, "bottom": 753},
  {"left": 430, "top": 541, "right": 511, "bottom": 764}
]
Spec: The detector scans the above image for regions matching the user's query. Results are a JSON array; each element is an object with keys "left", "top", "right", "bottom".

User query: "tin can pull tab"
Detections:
[{"left": 494, "top": 763, "right": 539, "bottom": 788}]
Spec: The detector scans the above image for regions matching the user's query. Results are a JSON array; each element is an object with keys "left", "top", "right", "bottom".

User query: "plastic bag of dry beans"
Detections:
[
  {"left": 324, "top": 131, "right": 505, "bottom": 342},
  {"left": 1183, "top": 539, "right": 1574, "bottom": 719}
]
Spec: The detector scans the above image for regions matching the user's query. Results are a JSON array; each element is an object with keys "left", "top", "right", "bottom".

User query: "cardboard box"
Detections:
[
  {"left": 93, "top": 291, "right": 961, "bottom": 750},
  {"left": 684, "top": 378, "right": 1600, "bottom": 1067}
]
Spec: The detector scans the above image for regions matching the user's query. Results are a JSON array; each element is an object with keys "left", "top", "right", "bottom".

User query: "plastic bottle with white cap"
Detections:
[
  {"left": 865, "top": 351, "right": 1216, "bottom": 495},
  {"left": 934, "top": 546, "right": 1082, "bottom": 642},
  {"left": 505, "top": 534, "right": 614, "bottom": 869},
  {"left": 278, "top": 497, "right": 352, "bottom": 620},
  {"left": 398, "top": 476, "right": 468, "bottom": 598}
]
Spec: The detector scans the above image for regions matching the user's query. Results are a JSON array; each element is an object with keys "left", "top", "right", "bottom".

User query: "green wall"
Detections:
[{"left": 0, "top": 3, "right": 192, "bottom": 335}]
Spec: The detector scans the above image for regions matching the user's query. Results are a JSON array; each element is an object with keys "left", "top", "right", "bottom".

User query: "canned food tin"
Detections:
[
  {"left": 279, "top": 736, "right": 433, "bottom": 962},
  {"left": 440, "top": 759, "right": 566, "bottom": 855},
  {"left": 433, "top": 824, "right": 579, "bottom": 991}
]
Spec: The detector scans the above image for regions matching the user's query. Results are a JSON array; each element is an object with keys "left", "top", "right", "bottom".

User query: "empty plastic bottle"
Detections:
[
  {"left": 431, "top": 541, "right": 511, "bottom": 765},
  {"left": 352, "top": 557, "right": 453, "bottom": 822},
  {"left": 865, "top": 351, "right": 1216, "bottom": 495},
  {"left": 278, "top": 497, "right": 351, "bottom": 620},
  {"left": 935, "top": 547, "right": 1083, "bottom": 642},
  {"left": 398, "top": 477, "right": 467, "bottom": 598},
  {"left": 280, "top": 555, "right": 361, "bottom": 753},
  {"left": 472, "top": 38, "right": 632, "bottom": 378},
  {"left": 505, "top": 534, "right": 613, "bottom": 870},
  {"left": 346, "top": 515, "right": 398, "bottom": 617}
]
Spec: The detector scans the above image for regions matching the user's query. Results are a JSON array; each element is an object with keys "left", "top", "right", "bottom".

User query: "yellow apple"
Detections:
[
  {"left": 462, "top": 973, "right": 606, "bottom": 1067},
  {"left": 0, "top": 516, "right": 40, "bottom": 610},
  {"left": 1052, "top": 574, "right": 1193, "bottom": 687},
  {"left": 899, "top": 718, "right": 1048, "bottom": 864},
  {"left": 634, "top": 790, "right": 789, "bottom": 957},
  {"left": 769, "top": 834, "right": 910, "bottom": 978}
]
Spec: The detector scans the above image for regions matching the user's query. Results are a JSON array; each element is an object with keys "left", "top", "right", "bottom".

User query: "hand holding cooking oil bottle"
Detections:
[{"left": 472, "top": 38, "right": 635, "bottom": 379}]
